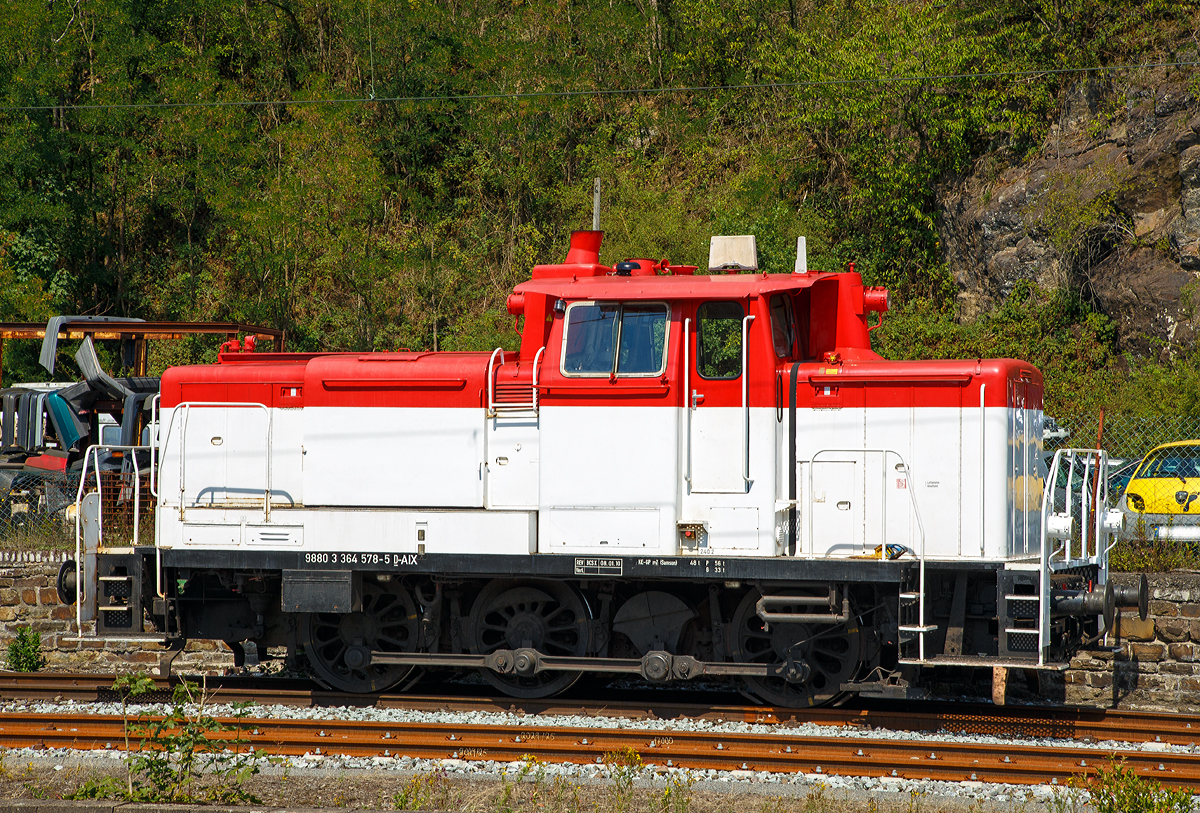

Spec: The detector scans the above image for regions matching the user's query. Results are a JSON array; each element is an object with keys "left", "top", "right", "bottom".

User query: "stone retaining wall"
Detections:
[
  {"left": 0, "top": 551, "right": 232, "bottom": 673},
  {"left": 1066, "top": 572, "right": 1200, "bottom": 711}
]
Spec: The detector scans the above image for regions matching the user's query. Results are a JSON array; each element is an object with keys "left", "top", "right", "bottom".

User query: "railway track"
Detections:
[
  {"left": 0, "top": 672, "right": 1196, "bottom": 747},
  {"left": 0, "top": 711, "right": 1198, "bottom": 788}
]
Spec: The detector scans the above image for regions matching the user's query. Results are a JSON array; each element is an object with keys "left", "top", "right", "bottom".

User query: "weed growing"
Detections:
[
  {"left": 652, "top": 771, "right": 695, "bottom": 813},
  {"left": 68, "top": 673, "right": 269, "bottom": 804},
  {"left": 393, "top": 768, "right": 457, "bottom": 810},
  {"left": 484, "top": 756, "right": 586, "bottom": 813},
  {"left": 604, "top": 747, "right": 645, "bottom": 813},
  {"left": 1084, "top": 757, "right": 1194, "bottom": 813},
  {"left": 1047, "top": 783, "right": 1087, "bottom": 813},
  {"left": 1109, "top": 538, "right": 1200, "bottom": 572},
  {"left": 5, "top": 627, "right": 44, "bottom": 672}
]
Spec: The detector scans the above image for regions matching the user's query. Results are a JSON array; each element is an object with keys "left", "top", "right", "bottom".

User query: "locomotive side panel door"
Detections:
[
  {"left": 801, "top": 406, "right": 868, "bottom": 555},
  {"left": 487, "top": 411, "right": 540, "bottom": 510},
  {"left": 809, "top": 458, "right": 863, "bottom": 554},
  {"left": 537, "top": 300, "right": 679, "bottom": 554},
  {"left": 688, "top": 301, "right": 748, "bottom": 494},
  {"left": 169, "top": 384, "right": 270, "bottom": 509}
]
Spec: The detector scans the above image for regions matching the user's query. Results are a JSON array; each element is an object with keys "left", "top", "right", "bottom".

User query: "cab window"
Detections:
[
  {"left": 617, "top": 304, "right": 668, "bottom": 374},
  {"left": 769, "top": 294, "right": 795, "bottom": 358},
  {"left": 563, "top": 303, "right": 617, "bottom": 374},
  {"left": 562, "top": 302, "right": 668, "bottom": 377},
  {"left": 698, "top": 301, "right": 743, "bottom": 379}
]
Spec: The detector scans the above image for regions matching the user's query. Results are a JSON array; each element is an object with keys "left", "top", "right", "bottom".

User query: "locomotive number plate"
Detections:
[{"left": 574, "top": 557, "right": 623, "bottom": 576}]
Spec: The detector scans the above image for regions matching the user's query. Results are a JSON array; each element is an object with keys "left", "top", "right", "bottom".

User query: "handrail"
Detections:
[
  {"left": 486, "top": 348, "right": 505, "bottom": 415},
  {"left": 978, "top": 384, "right": 985, "bottom": 556},
  {"left": 149, "top": 394, "right": 161, "bottom": 498},
  {"left": 806, "top": 448, "right": 928, "bottom": 657},
  {"left": 741, "top": 315, "right": 755, "bottom": 491},
  {"left": 1040, "top": 447, "right": 1116, "bottom": 659},
  {"left": 805, "top": 372, "right": 972, "bottom": 384},
  {"left": 158, "top": 401, "right": 273, "bottom": 523},
  {"left": 683, "top": 317, "right": 691, "bottom": 488},
  {"left": 531, "top": 346, "right": 546, "bottom": 412},
  {"left": 75, "top": 442, "right": 151, "bottom": 634}
]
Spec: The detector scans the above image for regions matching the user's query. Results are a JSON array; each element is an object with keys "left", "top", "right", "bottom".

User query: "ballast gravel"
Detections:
[
  {"left": 1, "top": 697, "right": 1194, "bottom": 755},
  {"left": 0, "top": 697, "right": 1195, "bottom": 809}
]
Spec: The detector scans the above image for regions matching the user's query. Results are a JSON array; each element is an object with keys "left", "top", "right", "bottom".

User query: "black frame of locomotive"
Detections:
[{"left": 90, "top": 546, "right": 1103, "bottom": 702}]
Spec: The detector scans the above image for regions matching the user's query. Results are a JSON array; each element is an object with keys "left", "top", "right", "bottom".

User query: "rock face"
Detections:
[{"left": 939, "top": 74, "right": 1200, "bottom": 355}]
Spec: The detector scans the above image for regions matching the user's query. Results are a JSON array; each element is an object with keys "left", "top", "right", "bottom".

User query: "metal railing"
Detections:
[
  {"left": 805, "top": 448, "right": 932, "bottom": 659},
  {"left": 72, "top": 443, "right": 159, "bottom": 640},
  {"left": 487, "top": 347, "right": 544, "bottom": 415}
]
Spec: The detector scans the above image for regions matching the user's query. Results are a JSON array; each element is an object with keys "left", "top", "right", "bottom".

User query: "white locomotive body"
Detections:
[{"left": 69, "top": 232, "right": 1139, "bottom": 704}]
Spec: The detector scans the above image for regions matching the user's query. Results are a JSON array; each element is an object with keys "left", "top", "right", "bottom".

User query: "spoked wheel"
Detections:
[
  {"left": 468, "top": 579, "right": 590, "bottom": 699},
  {"left": 302, "top": 577, "right": 422, "bottom": 693},
  {"left": 728, "top": 588, "right": 865, "bottom": 708}
]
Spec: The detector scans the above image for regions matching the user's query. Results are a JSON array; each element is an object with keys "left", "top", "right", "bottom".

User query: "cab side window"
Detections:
[
  {"left": 698, "top": 301, "right": 743, "bottom": 379},
  {"left": 562, "top": 302, "right": 669, "bottom": 377},
  {"left": 617, "top": 304, "right": 668, "bottom": 374},
  {"left": 769, "top": 294, "right": 795, "bottom": 358},
  {"left": 563, "top": 303, "right": 617, "bottom": 374}
]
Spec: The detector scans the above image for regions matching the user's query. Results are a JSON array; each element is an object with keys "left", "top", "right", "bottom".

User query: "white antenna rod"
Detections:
[{"left": 592, "top": 178, "right": 601, "bottom": 231}]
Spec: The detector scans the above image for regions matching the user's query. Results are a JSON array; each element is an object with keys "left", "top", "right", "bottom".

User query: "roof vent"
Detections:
[{"left": 708, "top": 235, "right": 758, "bottom": 273}]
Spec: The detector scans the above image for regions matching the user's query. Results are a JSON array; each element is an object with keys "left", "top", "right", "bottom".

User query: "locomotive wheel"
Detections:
[
  {"left": 302, "top": 578, "right": 421, "bottom": 693},
  {"left": 468, "top": 579, "right": 590, "bottom": 699},
  {"left": 728, "top": 589, "right": 865, "bottom": 708}
]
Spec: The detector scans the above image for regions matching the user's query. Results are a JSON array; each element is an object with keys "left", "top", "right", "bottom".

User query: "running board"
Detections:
[{"left": 369, "top": 649, "right": 786, "bottom": 682}]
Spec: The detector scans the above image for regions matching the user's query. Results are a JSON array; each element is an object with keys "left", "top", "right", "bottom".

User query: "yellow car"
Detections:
[{"left": 1123, "top": 440, "right": 1200, "bottom": 541}]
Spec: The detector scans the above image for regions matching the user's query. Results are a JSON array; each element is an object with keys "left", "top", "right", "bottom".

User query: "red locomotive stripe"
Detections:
[{"left": 161, "top": 356, "right": 1042, "bottom": 411}]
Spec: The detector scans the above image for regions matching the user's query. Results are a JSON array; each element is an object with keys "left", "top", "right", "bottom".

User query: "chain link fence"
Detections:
[
  {"left": 0, "top": 467, "right": 153, "bottom": 549},
  {"left": 0, "top": 468, "right": 76, "bottom": 547},
  {"left": 1048, "top": 413, "right": 1200, "bottom": 465}
]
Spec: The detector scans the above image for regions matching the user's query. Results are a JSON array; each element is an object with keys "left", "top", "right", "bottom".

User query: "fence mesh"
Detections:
[
  {"left": 1048, "top": 413, "right": 1200, "bottom": 465},
  {"left": 0, "top": 467, "right": 153, "bottom": 548}
]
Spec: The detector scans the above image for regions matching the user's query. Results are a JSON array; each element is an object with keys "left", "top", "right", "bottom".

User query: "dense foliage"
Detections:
[{"left": 0, "top": 0, "right": 1197, "bottom": 410}]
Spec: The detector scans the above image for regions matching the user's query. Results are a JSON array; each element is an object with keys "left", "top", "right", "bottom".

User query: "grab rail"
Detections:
[
  {"left": 683, "top": 318, "right": 692, "bottom": 488},
  {"left": 149, "top": 393, "right": 161, "bottom": 498},
  {"left": 741, "top": 315, "right": 755, "bottom": 491},
  {"left": 806, "top": 448, "right": 930, "bottom": 657},
  {"left": 531, "top": 346, "right": 546, "bottom": 412},
  {"left": 486, "top": 348, "right": 505, "bottom": 415},
  {"left": 74, "top": 443, "right": 151, "bottom": 633},
  {"left": 487, "top": 346, "right": 542, "bottom": 414}
]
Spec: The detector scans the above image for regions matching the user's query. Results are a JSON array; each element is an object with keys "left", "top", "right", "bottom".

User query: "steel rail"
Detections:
[
  {"left": 1, "top": 712, "right": 1198, "bottom": 788},
  {"left": 0, "top": 673, "right": 1198, "bottom": 747}
]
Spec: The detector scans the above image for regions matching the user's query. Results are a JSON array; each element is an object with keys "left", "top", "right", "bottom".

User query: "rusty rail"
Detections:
[
  {"left": 0, "top": 672, "right": 1197, "bottom": 748},
  {"left": 1, "top": 712, "right": 1199, "bottom": 788}
]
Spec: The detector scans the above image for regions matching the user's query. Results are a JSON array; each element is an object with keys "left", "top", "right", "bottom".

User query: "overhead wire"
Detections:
[{"left": 0, "top": 59, "right": 1196, "bottom": 114}]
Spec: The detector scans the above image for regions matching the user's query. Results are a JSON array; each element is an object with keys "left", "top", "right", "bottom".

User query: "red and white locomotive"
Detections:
[{"left": 69, "top": 231, "right": 1142, "bottom": 706}]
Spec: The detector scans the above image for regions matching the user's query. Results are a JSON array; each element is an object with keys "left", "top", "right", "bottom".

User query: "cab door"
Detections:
[{"left": 686, "top": 300, "right": 749, "bottom": 494}]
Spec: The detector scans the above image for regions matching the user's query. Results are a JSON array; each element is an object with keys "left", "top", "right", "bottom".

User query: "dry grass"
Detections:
[{"left": 0, "top": 756, "right": 1045, "bottom": 812}]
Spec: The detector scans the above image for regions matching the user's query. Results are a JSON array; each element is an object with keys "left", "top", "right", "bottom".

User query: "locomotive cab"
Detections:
[{"left": 62, "top": 229, "right": 1141, "bottom": 706}]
